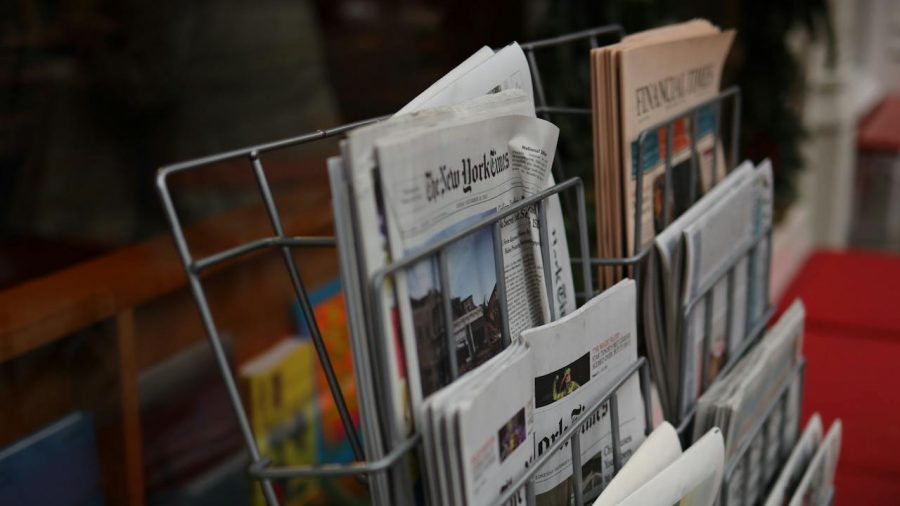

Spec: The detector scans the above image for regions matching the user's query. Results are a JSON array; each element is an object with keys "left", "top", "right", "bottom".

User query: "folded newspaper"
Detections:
[
  {"left": 641, "top": 159, "right": 773, "bottom": 422},
  {"left": 329, "top": 42, "right": 576, "bottom": 504},
  {"left": 521, "top": 279, "right": 646, "bottom": 505},
  {"left": 424, "top": 341, "right": 535, "bottom": 506},
  {"left": 594, "top": 424, "right": 725, "bottom": 506},
  {"left": 591, "top": 20, "right": 735, "bottom": 289},
  {"left": 787, "top": 419, "right": 841, "bottom": 506},
  {"left": 593, "top": 422, "right": 681, "bottom": 506},
  {"left": 692, "top": 299, "right": 806, "bottom": 506},
  {"left": 763, "top": 414, "right": 823, "bottom": 506}
]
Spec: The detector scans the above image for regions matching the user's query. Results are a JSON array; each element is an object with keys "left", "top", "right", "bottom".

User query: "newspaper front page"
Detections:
[
  {"left": 341, "top": 43, "right": 542, "bottom": 445},
  {"left": 423, "top": 341, "right": 525, "bottom": 505},
  {"left": 376, "top": 113, "right": 575, "bottom": 423},
  {"left": 454, "top": 343, "right": 535, "bottom": 506},
  {"left": 342, "top": 90, "right": 536, "bottom": 440},
  {"left": 617, "top": 30, "right": 735, "bottom": 255},
  {"left": 521, "top": 280, "right": 645, "bottom": 505}
]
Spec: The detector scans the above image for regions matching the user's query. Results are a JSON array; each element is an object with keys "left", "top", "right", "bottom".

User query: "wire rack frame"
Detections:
[
  {"left": 155, "top": 24, "right": 777, "bottom": 506},
  {"left": 155, "top": 24, "right": 627, "bottom": 506}
]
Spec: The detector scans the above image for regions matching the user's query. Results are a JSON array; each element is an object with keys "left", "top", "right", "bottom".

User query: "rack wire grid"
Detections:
[
  {"left": 156, "top": 24, "right": 778, "bottom": 506},
  {"left": 720, "top": 361, "right": 806, "bottom": 506}
]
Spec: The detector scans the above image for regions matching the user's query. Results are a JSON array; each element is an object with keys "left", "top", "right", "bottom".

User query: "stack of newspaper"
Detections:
[
  {"left": 423, "top": 341, "right": 535, "bottom": 506},
  {"left": 421, "top": 280, "right": 645, "bottom": 506},
  {"left": 764, "top": 414, "right": 842, "bottom": 506},
  {"left": 521, "top": 279, "right": 646, "bottom": 506},
  {"left": 691, "top": 300, "right": 807, "bottom": 506},
  {"left": 641, "top": 158, "right": 773, "bottom": 422},
  {"left": 590, "top": 20, "right": 735, "bottom": 289},
  {"left": 593, "top": 422, "right": 726, "bottom": 506},
  {"left": 327, "top": 42, "right": 577, "bottom": 504}
]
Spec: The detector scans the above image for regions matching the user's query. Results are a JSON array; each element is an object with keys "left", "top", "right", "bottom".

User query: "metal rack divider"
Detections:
[{"left": 155, "top": 23, "right": 783, "bottom": 506}]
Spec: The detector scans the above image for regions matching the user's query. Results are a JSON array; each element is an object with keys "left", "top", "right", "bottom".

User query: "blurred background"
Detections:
[{"left": 1, "top": 0, "right": 898, "bottom": 505}]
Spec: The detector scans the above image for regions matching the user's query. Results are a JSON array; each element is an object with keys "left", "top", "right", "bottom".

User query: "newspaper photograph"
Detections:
[{"left": 521, "top": 280, "right": 645, "bottom": 505}]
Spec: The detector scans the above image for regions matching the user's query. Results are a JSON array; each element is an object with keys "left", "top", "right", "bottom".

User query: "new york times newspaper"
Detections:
[
  {"left": 453, "top": 342, "right": 535, "bottom": 506},
  {"left": 374, "top": 112, "right": 576, "bottom": 429},
  {"left": 521, "top": 280, "right": 645, "bottom": 505}
]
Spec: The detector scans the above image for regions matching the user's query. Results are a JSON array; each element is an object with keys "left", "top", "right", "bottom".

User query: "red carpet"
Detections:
[{"left": 777, "top": 250, "right": 900, "bottom": 505}]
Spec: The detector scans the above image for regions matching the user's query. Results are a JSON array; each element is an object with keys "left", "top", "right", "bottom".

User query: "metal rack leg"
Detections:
[
  {"left": 188, "top": 275, "right": 282, "bottom": 505},
  {"left": 156, "top": 176, "right": 282, "bottom": 505},
  {"left": 250, "top": 152, "right": 364, "bottom": 460}
]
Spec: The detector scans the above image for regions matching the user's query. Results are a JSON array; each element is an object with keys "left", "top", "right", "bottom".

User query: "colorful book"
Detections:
[
  {"left": 294, "top": 279, "right": 368, "bottom": 504},
  {"left": 239, "top": 338, "right": 319, "bottom": 506}
]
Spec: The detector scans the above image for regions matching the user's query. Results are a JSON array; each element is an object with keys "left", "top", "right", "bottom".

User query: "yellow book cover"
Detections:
[{"left": 239, "top": 338, "right": 320, "bottom": 505}]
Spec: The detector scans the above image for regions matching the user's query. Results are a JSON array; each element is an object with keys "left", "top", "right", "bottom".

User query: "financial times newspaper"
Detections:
[
  {"left": 521, "top": 280, "right": 645, "bottom": 505},
  {"left": 375, "top": 111, "right": 575, "bottom": 424},
  {"left": 617, "top": 30, "right": 735, "bottom": 255}
]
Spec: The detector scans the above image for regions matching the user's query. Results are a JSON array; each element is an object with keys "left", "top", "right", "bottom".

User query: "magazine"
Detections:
[{"left": 521, "top": 279, "right": 645, "bottom": 505}]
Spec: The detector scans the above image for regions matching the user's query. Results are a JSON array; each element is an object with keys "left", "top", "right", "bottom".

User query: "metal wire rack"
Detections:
[{"left": 155, "top": 24, "right": 790, "bottom": 506}]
